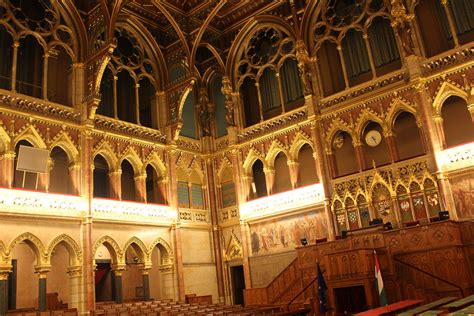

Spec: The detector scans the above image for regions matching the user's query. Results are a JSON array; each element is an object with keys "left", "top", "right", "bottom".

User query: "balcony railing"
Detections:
[
  {"left": 240, "top": 183, "right": 325, "bottom": 220},
  {"left": 436, "top": 142, "right": 474, "bottom": 172},
  {"left": 0, "top": 188, "right": 85, "bottom": 218},
  {"left": 92, "top": 198, "right": 177, "bottom": 224}
]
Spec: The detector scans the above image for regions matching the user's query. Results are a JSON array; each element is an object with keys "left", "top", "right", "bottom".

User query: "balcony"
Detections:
[
  {"left": 240, "top": 183, "right": 325, "bottom": 221},
  {"left": 436, "top": 142, "right": 474, "bottom": 172}
]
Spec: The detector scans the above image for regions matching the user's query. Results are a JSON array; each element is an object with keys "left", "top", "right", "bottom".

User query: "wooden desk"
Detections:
[
  {"left": 354, "top": 299, "right": 422, "bottom": 316},
  {"left": 398, "top": 297, "right": 457, "bottom": 316}
]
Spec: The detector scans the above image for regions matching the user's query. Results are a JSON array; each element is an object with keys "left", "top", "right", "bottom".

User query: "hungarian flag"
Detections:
[{"left": 374, "top": 250, "right": 387, "bottom": 306}]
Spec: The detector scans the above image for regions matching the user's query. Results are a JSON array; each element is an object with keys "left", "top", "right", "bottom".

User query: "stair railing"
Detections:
[
  {"left": 286, "top": 269, "right": 326, "bottom": 312},
  {"left": 393, "top": 256, "right": 464, "bottom": 297}
]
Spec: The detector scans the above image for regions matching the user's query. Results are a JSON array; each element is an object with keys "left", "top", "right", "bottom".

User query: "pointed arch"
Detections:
[
  {"left": 174, "top": 80, "right": 196, "bottom": 140},
  {"left": 123, "top": 237, "right": 147, "bottom": 262},
  {"left": 143, "top": 152, "right": 166, "bottom": 177},
  {"left": 433, "top": 81, "right": 469, "bottom": 116},
  {"left": 243, "top": 148, "right": 267, "bottom": 175},
  {"left": 7, "top": 232, "right": 46, "bottom": 265},
  {"left": 119, "top": 147, "right": 143, "bottom": 176},
  {"left": 386, "top": 98, "right": 417, "bottom": 129},
  {"left": 226, "top": 15, "right": 297, "bottom": 84},
  {"left": 46, "top": 234, "right": 82, "bottom": 267},
  {"left": 13, "top": 125, "right": 47, "bottom": 149},
  {"left": 147, "top": 237, "right": 174, "bottom": 265},
  {"left": 217, "top": 157, "right": 233, "bottom": 182},
  {"left": 49, "top": 132, "right": 79, "bottom": 164},
  {"left": 325, "top": 119, "right": 355, "bottom": 149},
  {"left": 266, "top": 141, "right": 289, "bottom": 167},
  {"left": 355, "top": 109, "right": 386, "bottom": 138},
  {"left": 93, "top": 141, "right": 118, "bottom": 170},
  {"left": 289, "top": 133, "right": 314, "bottom": 161},
  {"left": 93, "top": 235, "right": 123, "bottom": 264}
]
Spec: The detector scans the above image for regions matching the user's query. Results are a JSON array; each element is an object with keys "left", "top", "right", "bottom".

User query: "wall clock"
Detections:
[{"left": 365, "top": 130, "right": 382, "bottom": 147}]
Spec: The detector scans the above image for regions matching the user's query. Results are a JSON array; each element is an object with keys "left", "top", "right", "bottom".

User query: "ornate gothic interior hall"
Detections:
[{"left": 0, "top": 0, "right": 473, "bottom": 315}]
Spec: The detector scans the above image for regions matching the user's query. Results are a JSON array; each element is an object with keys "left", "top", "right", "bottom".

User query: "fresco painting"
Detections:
[{"left": 249, "top": 210, "right": 328, "bottom": 255}]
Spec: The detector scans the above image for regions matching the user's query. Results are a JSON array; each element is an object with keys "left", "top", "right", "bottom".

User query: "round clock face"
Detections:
[{"left": 365, "top": 130, "right": 382, "bottom": 147}]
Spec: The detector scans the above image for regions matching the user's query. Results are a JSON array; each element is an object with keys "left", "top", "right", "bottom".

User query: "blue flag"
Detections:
[{"left": 317, "top": 263, "right": 327, "bottom": 314}]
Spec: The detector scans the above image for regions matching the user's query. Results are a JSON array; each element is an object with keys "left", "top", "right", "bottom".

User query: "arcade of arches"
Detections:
[{"left": 0, "top": 0, "right": 473, "bottom": 314}]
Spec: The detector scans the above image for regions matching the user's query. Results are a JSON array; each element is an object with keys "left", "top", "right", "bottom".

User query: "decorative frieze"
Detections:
[{"left": 178, "top": 208, "right": 210, "bottom": 224}]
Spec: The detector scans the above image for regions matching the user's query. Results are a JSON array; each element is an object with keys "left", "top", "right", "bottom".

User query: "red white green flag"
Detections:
[{"left": 374, "top": 249, "right": 387, "bottom": 306}]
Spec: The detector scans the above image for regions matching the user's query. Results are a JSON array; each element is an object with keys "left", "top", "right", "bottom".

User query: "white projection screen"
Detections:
[{"left": 16, "top": 145, "right": 49, "bottom": 174}]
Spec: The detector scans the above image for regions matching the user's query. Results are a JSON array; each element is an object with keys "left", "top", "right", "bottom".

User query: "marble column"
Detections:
[
  {"left": 287, "top": 160, "right": 300, "bottom": 189},
  {"left": 384, "top": 132, "right": 399, "bottom": 163},
  {"left": 0, "top": 151, "right": 15, "bottom": 188},
  {"left": 353, "top": 143, "right": 366, "bottom": 171},
  {"left": 172, "top": 224, "right": 185, "bottom": 301},
  {"left": 134, "top": 174, "right": 147, "bottom": 203},
  {"left": 68, "top": 163, "right": 81, "bottom": 195},
  {"left": 109, "top": 170, "right": 122, "bottom": 200},
  {"left": 141, "top": 268, "right": 151, "bottom": 301},
  {"left": 111, "top": 266, "right": 125, "bottom": 303},
  {"left": 263, "top": 167, "right": 275, "bottom": 196},
  {"left": 0, "top": 270, "right": 10, "bottom": 316},
  {"left": 67, "top": 266, "right": 82, "bottom": 310},
  {"left": 35, "top": 267, "right": 50, "bottom": 312},
  {"left": 240, "top": 221, "right": 252, "bottom": 289}
]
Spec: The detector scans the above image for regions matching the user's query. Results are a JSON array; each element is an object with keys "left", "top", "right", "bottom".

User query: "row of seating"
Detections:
[
  {"left": 94, "top": 299, "right": 281, "bottom": 315},
  {"left": 6, "top": 308, "right": 77, "bottom": 316}
]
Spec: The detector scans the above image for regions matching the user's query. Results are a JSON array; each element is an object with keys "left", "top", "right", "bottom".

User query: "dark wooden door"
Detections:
[
  {"left": 334, "top": 285, "right": 368, "bottom": 313},
  {"left": 231, "top": 266, "right": 245, "bottom": 305}
]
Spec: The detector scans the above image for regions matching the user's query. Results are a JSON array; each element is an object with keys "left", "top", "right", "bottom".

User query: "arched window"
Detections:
[
  {"left": 212, "top": 76, "right": 227, "bottom": 137},
  {"left": 0, "top": 25, "right": 13, "bottom": 90},
  {"left": 121, "top": 160, "right": 136, "bottom": 201},
  {"left": 241, "top": 77, "right": 260, "bottom": 127},
  {"left": 298, "top": 144, "right": 318, "bottom": 187},
  {"left": 177, "top": 169, "right": 190, "bottom": 208},
  {"left": 16, "top": 35, "right": 43, "bottom": 98},
  {"left": 332, "top": 131, "right": 358, "bottom": 177},
  {"left": 139, "top": 77, "right": 156, "bottom": 128},
  {"left": 49, "top": 147, "right": 72, "bottom": 194},
  {"left": 47, "top": 46, "right": 73, "bottom": 106},
  {"left": 415, "top": 0, "right": 453, "bottom": 57},
  {"left": 317, "top": 40, "right": 345, "bottom": 96},
  {"left": 280, "top": 57, "right": 304, "bottom": 111},
  {"left": 260, "top": 67, "right": 281, "bottom": 119},
  {"left": 342, "top": 29, "right": 371, "bottom": 86},
  {"left": 93, "top": 155, "right": 110, "bottom": 198},
  {"left": 98, "top": 67, "right": 114, "bottom": 117},
  {"left": 393, "top": 112, "right": 424, "bottom": 160},
  {"left": 273, "top": 152, "right": 291, "bottom": 194},
  {"left": 362, "top": 122, "right": 390, "bottom": 168},
  {"left": 251, "top": 160, "right": 267, "bottom": 199},
  {"left": 145, "top": 165, "right": 166, "bottom": 204},
  {"left": 220, "top": 167, "right": 236, "bottom": 208},
  {"left": 448, "top": 0, "right": 474, "bottom": 44},
  {"left": 368, "top": 17, "right": 401, "bottom": 76},
  {"left": 180, "top": 90, "right": 197, "bottom": 139},
  {"left": 441, "top": 96, "right": 474, "bottom": 148},
  {"left": 117, "top": 70, "right": 136, "bottom": 123}
]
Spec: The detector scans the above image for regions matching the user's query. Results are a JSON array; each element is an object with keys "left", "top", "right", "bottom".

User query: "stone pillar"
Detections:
[
  {"left": 353, "top": 143, "right": 366, "bottom": 171},
  {"left": 205, "top": 158, "right": 225, "bottom": 303},
  {"left": 35, "top": 267, "right": 50, "bottom": 312},
  {"left": 135, "top": 83, "right": 140, "bottom": 125},
  {"left": 0, "top": 270, "right": 10, "bottom": 316},
  {"left": 67, "top": 266, "right": 82, "bottom": 310},
  {"left": 310, "top": 122, "right": 336, "bottom": 241},
  {"left": 141, "top": 268, "right": 151, "bottom": 301},
  {"left": 384, "top": 132, "right": 399, "bottom": 163},
  {"left": 134, "top": 174, "right": 147, "bottom": 203},
  {"left": 263, "top": 167, "right": 275, "bottom": 196},
  {"left": 68, "top": 163, "right": 81, "bottom": 195},
  {"left": 1, "top": 151, "right": 15, "bottom": 188},
  {"left": 326, "top": 150, "right": 337, "bottom": 179},
  {"left": 287, "top": 160, "right": 300, "bottom": 189},
  {"left": 158, "top": 178, "right": 168, "bottom": 204},
  {"left": 109, "top": 170, "right": 122, "bottom": 200},
  {"left": 468, "top": 94, "right": 474, "bottom": 123},
  {"left": 172, "top": 225, "right": 185, "bottom": 301},
  {"left": 42, "top": 52, "right": 50, "bottom": 100},
  {"left": 11, "top": 42, "right": 19, "bottom": 91},
  {"left": 111, "top": 266, "right": 124, "bottom": 303},
  {"left": 79, "top": 127, "right": 95, "bottom": 314},
  {"left": 240, "top": 221, "right": 252, "bottom": 289}
]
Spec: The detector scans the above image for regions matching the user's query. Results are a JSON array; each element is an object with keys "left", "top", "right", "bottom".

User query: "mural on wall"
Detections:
[
  {"left": 451, "top": 174, "right": 474, "bottom": 218},
  {"left": 249, "top": 210, "right": 328, "bottom": 255}
]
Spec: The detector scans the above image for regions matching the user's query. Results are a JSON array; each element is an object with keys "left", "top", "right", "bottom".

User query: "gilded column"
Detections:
[
  {"left": 11, "top": 41, "right": 19, "bottom": 91},
  {"left": 109, "top": 170, "right": 122, "bottom": 200},
  {"left": 1, "top": 151, "right": 15, "bottom": 188},
  {"left": 134, "top": 174, "right": 147, "bottom": 203},
  {"left": 287, "top": 160, "right": 300, "bottom": 189},
  {"left": 135, "top": 83, "right": 140, "bottom": 125},
  {"left": 263, "top": 167, "right": 275, "bottom": 196},
  {"left": 325, "top": 150, "right": 337, "bottom": 178},
  {"left": 353, "top": 142, "right": 366, "bottom": 171},
  {"left": 384, "top": 132, "right": 399, "bottom": 163},
  {"left": 309, "top": 122, "right": 336, "bottom": 241},
  {"left": 42, "top": 52, "right": 50, "bottom": 100},
  {"left": 69, "top": 163, "right": 81, "bottom": 196},
  {"left": 205, "top": 158, "right": 225, "bottom": 303}
]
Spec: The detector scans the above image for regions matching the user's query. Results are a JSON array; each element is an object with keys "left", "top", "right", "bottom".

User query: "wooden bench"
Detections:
[
  {"left": 398, "top": 297, "right": 457, "bottom": 316},
  {"left": 354, "top": 299, "right": 423, "bottom": 315},
  {"left": 442, "top": 294, "right": 474, "bottom": 312}
]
